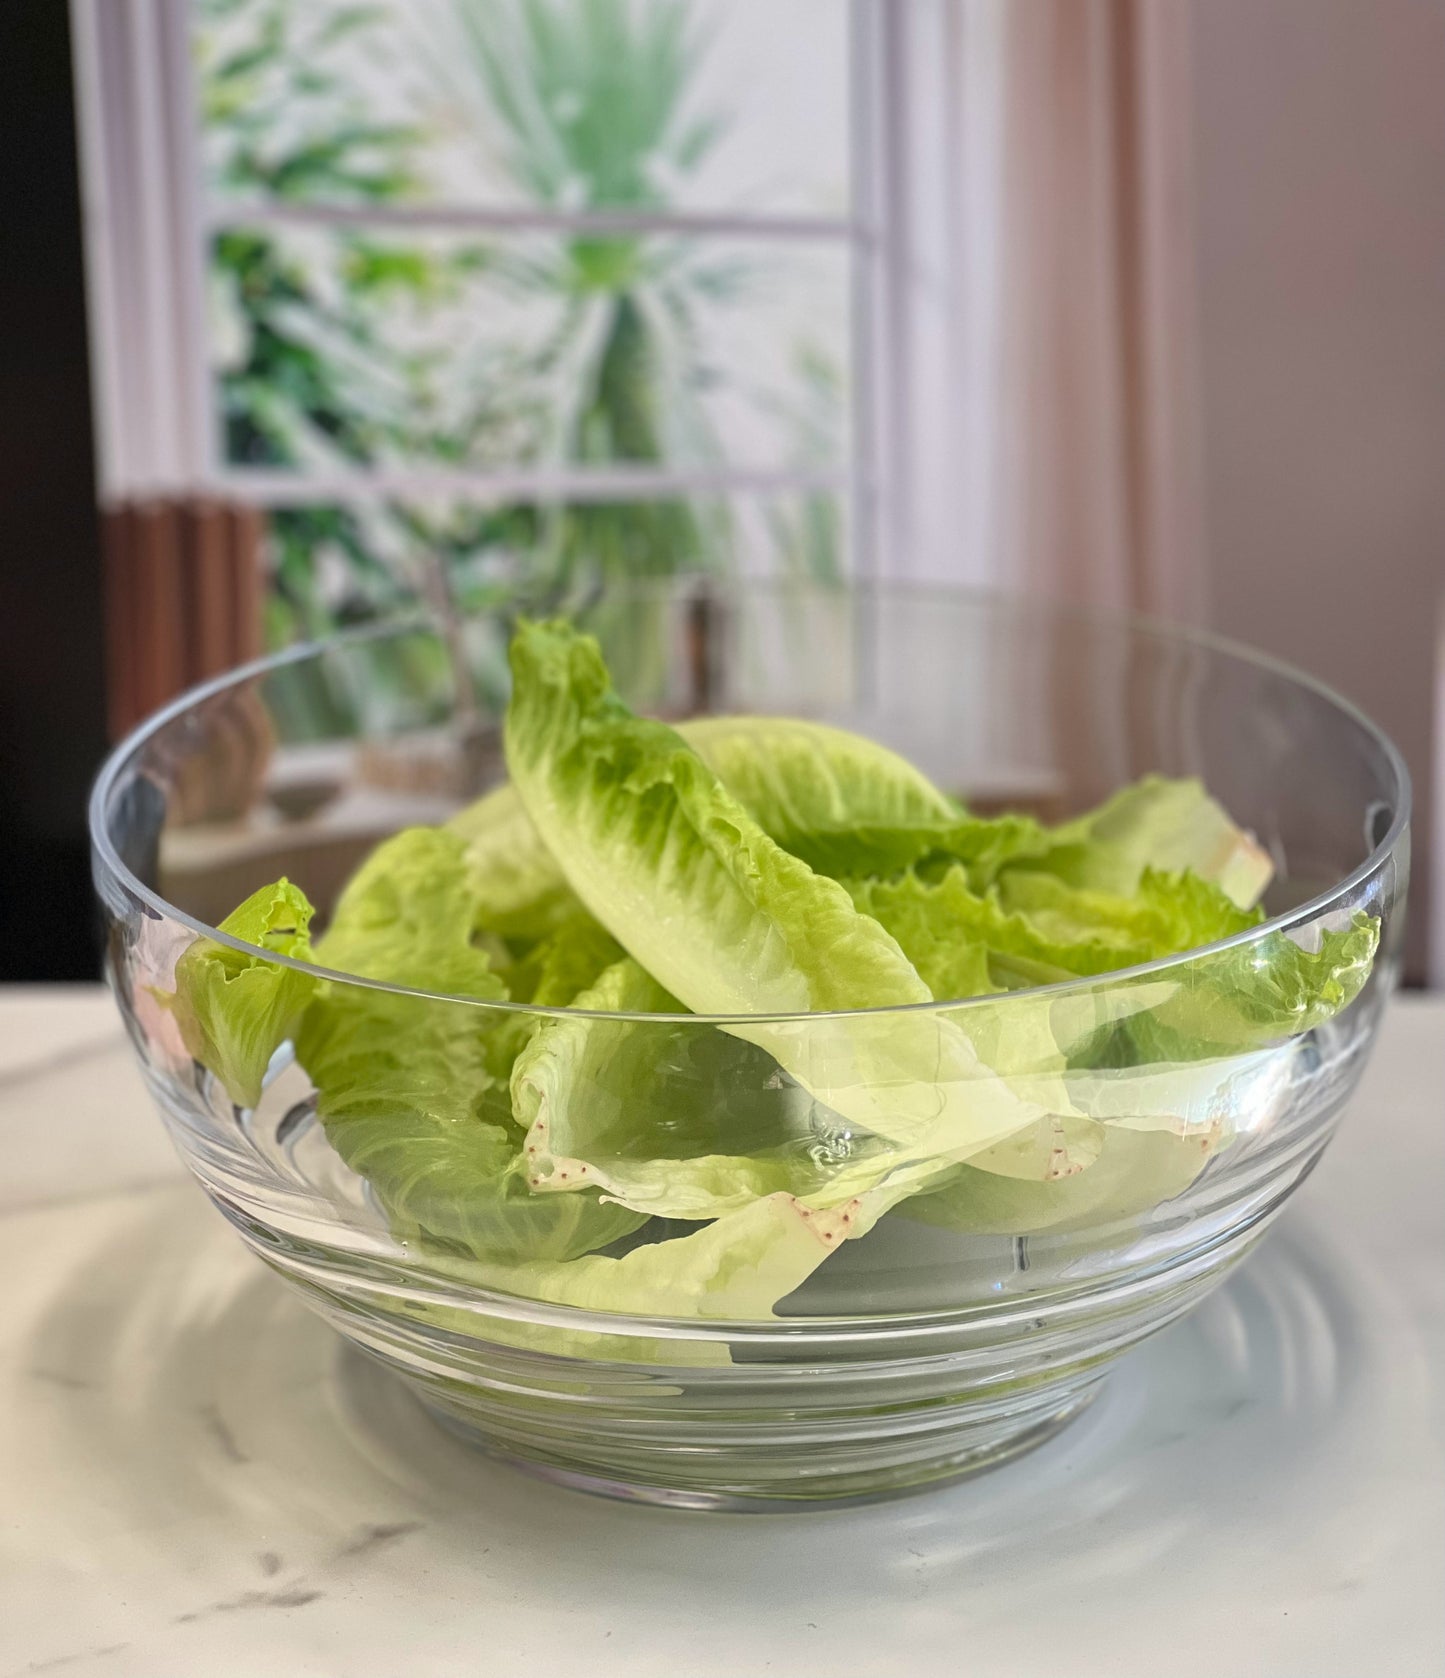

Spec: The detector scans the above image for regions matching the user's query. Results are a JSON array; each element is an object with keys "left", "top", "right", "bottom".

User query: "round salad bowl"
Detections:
[{"left": 90, "top": 583, "right": 1408, "bottom": 1510}]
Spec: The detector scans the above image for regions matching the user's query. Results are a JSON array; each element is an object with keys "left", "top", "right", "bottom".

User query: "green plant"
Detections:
[
  {"left": 423, "top": 0, "right": 733, "bottom": 585},
  {"left": 201, "top": 0, "right": 429, "bottom": 647},
  {"left": 200, "top": 0, "right": 845, "bottom": 663},
  {"left": 421, "top": 0, "right": 841, "bottom": 599}
]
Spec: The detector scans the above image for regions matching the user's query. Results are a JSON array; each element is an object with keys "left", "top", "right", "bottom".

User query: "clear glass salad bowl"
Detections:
[{"left": 90, "top": 583, "right": 1408, "bottom": 1509}]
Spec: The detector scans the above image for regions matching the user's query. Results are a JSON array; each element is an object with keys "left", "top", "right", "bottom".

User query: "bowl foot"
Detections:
[{"left": 416, "top": 1378, "right": 1103, "bottom": 1511}]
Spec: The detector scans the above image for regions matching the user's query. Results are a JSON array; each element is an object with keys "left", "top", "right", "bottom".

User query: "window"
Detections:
[{"left": 73, "top": 0, "right": 897, "bottom": 650}]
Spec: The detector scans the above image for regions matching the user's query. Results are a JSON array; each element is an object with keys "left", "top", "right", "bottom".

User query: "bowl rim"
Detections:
[{"left": 89, "top": 582, "right": 1411, "bottom": 1025}]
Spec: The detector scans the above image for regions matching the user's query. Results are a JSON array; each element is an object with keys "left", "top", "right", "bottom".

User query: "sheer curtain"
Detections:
[{"left": 892, "top": 0, "right": 1207, "bottom": 624}]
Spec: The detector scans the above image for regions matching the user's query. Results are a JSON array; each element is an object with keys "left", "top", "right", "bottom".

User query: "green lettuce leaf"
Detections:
[
  {"left": 507, "top": 911, "right": 623, "bottom": 1009},
  {"left": 503, "top": 623, "right": 938, "bottom": 1024},
  {"left": 415, "top": 1190, "right": 871, "bottom": 1365},
  {"left": 997, "top": 774, "right": 1273, "bottom": 909},
  {"left": 681, "top": 714, "right": 970, "bottom": 875},
  {"left": 908, "top": 1020, "right": 1320, "bottom": 1234},
  {"left": 448, "top": 780, "right": 578, "bottom": 943},
  {"left": 309, "top": 827, "right": 510, "bottom": 997},
  {"left": 1067, "top": 911, "right": 1381, "bottom": 1066},
  {"left": 827, "top": 864, "right": 1306, "bottom": 1201},
  {"left": 297, "top": 827, "right": 644, "bottom": 1262},
  {"left": 504, "top": 620, "right": 1047, "bottom": 1172},
  {"left": 513, "top": 956, "right": 897, "bottom": 1219},
  {"left": 903, "top": 1121, "right": 1220, "bottom": 1236},
  {"left": 481, "top": 906, "right": 625, "bottom": 1081},
  {"left": 996, "top": 867, "right": 1261, "bottom": 958},
  {"left": 449, "top": 712, "right": 1015, "bottom": 935},
  {"left": 170, "top": 879, "right": 319, "bottom": 1107},
  {"left": 467, "top": 1190, "right": 862, "bottom": 1318},
  {"left": 848, "top": 863, "right": 1260, "bottom": 999},
  {"left": 842, "top": 868, "right": 999, "bottom": 1001},
  {"left": 298, "top": 998, "right": 640, "bottom": 1262}
]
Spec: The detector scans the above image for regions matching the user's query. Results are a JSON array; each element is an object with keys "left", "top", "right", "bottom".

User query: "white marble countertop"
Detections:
[{"left": 2, "top": 986, "right": 1441, "bottom": 1678}]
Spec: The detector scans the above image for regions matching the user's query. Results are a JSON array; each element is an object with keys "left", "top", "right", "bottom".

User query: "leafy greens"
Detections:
[{"left": 169, "top": 618, "right": 1381, "bottom": 1341}]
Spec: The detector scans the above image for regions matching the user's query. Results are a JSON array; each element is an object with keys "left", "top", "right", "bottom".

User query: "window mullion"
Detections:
[
  {"left": 156, "top": 0, "right": 215, "bottom": 489},
  {"left": 206, "top": 464, "right": 858, "bottom": 509},
  {"left": 848, "top": 0, "right": 883, "bottom": 594},
  {"left": 201, "top": 200, "right": 866, "bottom": 245}
]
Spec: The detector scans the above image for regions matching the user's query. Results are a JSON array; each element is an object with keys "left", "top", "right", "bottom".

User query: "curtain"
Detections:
[
  {"left": 895, "top": 0, "right": 1205, "bottom": 623},
  {"left": 102, "top": 499, "right": 265, "bottom": 739},
  {"left": 992, "top": 0, "right": 1207, "bottom": 622}
]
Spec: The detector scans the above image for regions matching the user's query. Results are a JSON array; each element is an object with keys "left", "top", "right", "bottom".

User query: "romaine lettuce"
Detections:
[
  {"left": 1065, "top": 911, "right": 1381, "bottom": 1065},
  {"left": 448, "top": 779, "right": 579, "bottom": 943},
  {"left": 172, "top": 619, "right": 1381, "bottom": 1326},
  {"left": 297, "top": 827, "right": 644, "bottom": 1261},
  {"left": 993, "top": 774, "right": 1273, "bottom": 909},
  {"left": 902, "top": 1121, "right": 1220, "bottom": 1236},
  {"left": 416, "top": 1189, "right": 873, "bottom": 1365},
  {"left": 513, "top": 955, "right": 898, "bottom": 1219},
  {"left": 503, "top": 620, "right": 1050, "bottom": 1176},
  {"left": 680, "top": 714, "right": 975, "bottom": 876},
  {"left": 848, "top": 863, "right": 1261, "bottom": 998},
  {"left": 449, "top": 711, "right": 1001, "bottom": 937},
  {"left": 169, "top": 879, "right": 319, "bottom": 1107}
]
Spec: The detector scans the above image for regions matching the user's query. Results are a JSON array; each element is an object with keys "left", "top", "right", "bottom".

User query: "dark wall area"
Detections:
[{"left": 0, "top": 4, "right": 110, "bottom": 980}]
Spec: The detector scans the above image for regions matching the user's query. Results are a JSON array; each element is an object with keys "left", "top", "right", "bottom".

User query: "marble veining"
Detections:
[
  {"left": 172, "top": 1587, "right": 326, "bottom": 1626},
  {"left": 25, "top": 1644, "right": 133, "bottom": 1674},
  {"left": 332, "top": 1520, "right": 426, "bottom": 1562}
]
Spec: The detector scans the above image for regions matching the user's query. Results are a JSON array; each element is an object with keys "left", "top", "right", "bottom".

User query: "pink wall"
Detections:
[{"left": 1190, "top": 0, "right": 1445, "bottom": 980}]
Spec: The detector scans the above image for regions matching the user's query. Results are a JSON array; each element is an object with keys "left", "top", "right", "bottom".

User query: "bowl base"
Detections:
[{"left": 418, "top": 1380, "right": 1103, "bottom": 1512}]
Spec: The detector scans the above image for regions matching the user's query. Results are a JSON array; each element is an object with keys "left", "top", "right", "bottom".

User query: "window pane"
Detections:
[
  {"left": 197, "top": 0, "right": 850, "bottom": 218},
  {"left": 212, "top": 224, "right": 849, "bottom": 476}
]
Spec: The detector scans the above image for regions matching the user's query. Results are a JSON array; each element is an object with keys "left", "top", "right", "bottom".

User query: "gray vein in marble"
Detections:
[
  {"left": 29, "top": 1366, "right": 97, "bottom": 1392},
  {"left": 15, "top": 1644, "right": 129, "bottom": 1675},
  {"left": 333, "top": 1519, "right": 425, "bottom": 1562},
  {"left": 164, "top": 1524, "right": 419, "bottom": 1633},
  {"left": 172, "top": 1587, "right": 324, "bottom": 1625},
  {"left": 198, "top": 1400, "right": 248, "bottom": 1465}
]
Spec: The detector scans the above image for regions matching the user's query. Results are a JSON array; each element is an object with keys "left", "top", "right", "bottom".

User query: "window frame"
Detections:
[{"left": 72, "top": 0, "right": 890, "bottom": 584}]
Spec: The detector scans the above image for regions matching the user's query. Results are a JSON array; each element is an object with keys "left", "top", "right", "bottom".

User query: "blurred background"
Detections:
[{"left": 1, "top": 0, "right": 1442, "bottom": 982}]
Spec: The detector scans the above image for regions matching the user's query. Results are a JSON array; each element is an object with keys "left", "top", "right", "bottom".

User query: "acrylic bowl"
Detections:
[{"left": 90, "top": 582, "right": 1409, "bottom": 1509}]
